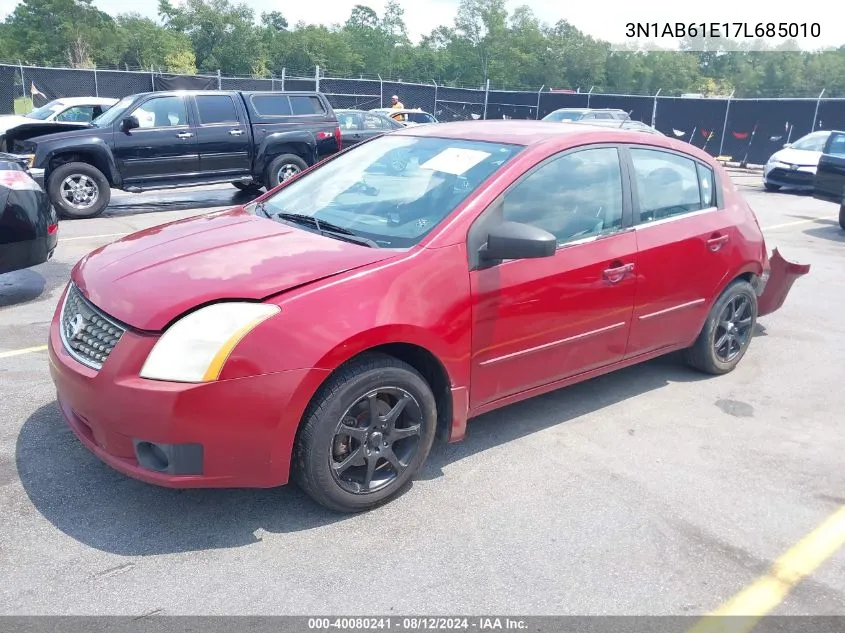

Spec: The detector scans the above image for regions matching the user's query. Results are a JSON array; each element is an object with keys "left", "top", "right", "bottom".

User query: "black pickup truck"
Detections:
[
  {"left": 811, "top": 129, "right": 845, "bottom": 230},
  {"left": 5, "top": 90, "right": 342, "bottom": 218}
]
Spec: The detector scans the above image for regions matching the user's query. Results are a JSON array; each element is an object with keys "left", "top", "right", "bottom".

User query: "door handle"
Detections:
[
  {"left": 229, "top": 129, "right": 244, "bottom": 136},
  {"left": 603, "top": 262, "right": 635, "bottom": 284},
  {"left": 176, "top": 132, "right": 194, "bottom": 139},
  {"left": 706, "top": 234, "right": 730, "bottom": 252}
]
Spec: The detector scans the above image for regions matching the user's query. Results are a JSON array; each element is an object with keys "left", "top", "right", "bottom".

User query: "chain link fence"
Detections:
[{"left": 3, "top": 62, "right": 845, "bottom": 165}]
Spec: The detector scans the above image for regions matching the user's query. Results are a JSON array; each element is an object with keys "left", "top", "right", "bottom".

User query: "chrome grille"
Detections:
[{"left": 60, "top": 283, "right": 126, "bottom": 370}]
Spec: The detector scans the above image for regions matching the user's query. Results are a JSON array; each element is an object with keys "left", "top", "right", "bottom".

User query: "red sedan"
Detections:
[{"left": 48, "top": 121, "right": 809, "bottom": 512}]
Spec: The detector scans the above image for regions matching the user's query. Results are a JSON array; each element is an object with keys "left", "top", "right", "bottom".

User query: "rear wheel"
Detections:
[
  {"left": 684, "top": 280, "right": 758, "bottom": 375},
  {"left": 48, "top": 162, "right": 111, "bottom": 219},
  {"left": 763, "top": 181, "right": 780, "bottom": 192},
  {"left": 293, "top": 353, "right": 437, "bottom": 513},
  {"left": 265, "top": 154, "right": 308, "bottom": 189}
]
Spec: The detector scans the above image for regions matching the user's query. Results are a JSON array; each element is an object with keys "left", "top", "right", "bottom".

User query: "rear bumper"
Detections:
[
  {"left": 757, "top": 248, "right": 811, "bottom": 317},
  {"left": 0, "top": 233, "right": 57, "bottom": 274}
]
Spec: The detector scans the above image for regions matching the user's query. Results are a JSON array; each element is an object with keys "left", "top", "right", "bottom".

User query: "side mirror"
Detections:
[
  {"left": 480, "top": 221, "right": 557, "bottom": 262},
  {"left": 120, "top": 116, "right": 139, "bottom": 132}
]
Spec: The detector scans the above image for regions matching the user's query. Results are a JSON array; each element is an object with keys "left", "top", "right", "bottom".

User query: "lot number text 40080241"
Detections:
[{"left": 624, "top": 22, "right": 821, "bottom": 39}]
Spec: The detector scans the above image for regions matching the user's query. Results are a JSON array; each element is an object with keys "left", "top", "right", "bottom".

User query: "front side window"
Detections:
[
  {"left": 501, "top": 147, "right": 624, "bottom": 244},
  {"left": 630, "top": 148, "right": 706, "bottom": 223},
  {"left": 827, "top": 133, "right": 845, "bottom": 157},
  {"left": 363, "top": 114, "right": 392, "bottom": 130},
  {"left": 258, "top": 136, "right": 522, "bottom": 249},
  {"left": 130, "top": 96, "right": 188, "bottom": 128},
  {"left": 542, "top": 110, "right": 584, "bottom": 122}
]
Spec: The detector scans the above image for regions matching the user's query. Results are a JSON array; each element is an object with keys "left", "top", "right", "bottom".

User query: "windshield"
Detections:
[
  {"left": 91, "top": 96, "right": 134, "bottom": 128},
  {"left": 543, "top": 110, "right": 584, "bottom": 122},
  {"left": 24, "top": 101, "right": 64, "bottom": 120},
  {"left": 790, "top": 131, "right": 829, "bottom": 152},
  {"left": 258, "top": 135, "right": 522, "bottom": 248}
]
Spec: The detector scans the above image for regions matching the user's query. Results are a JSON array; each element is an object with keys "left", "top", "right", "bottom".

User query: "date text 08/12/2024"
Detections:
[{"left": 625, "top": 22, "right": 821, "bottom": 39}]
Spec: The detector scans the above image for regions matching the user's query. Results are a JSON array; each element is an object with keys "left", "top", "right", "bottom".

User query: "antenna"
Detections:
[{"left": 617, "top": 111, "right": 632, "bottom": 128}]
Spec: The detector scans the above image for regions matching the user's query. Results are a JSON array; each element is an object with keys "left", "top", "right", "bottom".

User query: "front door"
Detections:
[
  {"left": 813, "top": 131, "right": 845, "bottom": 204},
  {"left": 469, "top": 145, "right": 638, "bottom": 409},
  {"left": 192, "top": 94, "right": 251, "bottom": 177},
  {"left": 623, "top": 145, "right": 736, "bottom": 358},
  {"left": 113, "top": 95, "right": 200, "bottom": 184}
]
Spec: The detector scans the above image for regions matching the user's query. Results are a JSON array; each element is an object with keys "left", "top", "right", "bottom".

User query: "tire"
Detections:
[
  {"left": 265, "top": 154, "right": 308, "bottom": 189},
  {"left": 232, "top": 182, "right": 263, "bottom": 194},
  {"left": 839, "top": 203, "right": 845, "bottom": 231},
  {"left": 763, "top": 181, "right": 780, "bottom": 192},
  {"left": 684, "top": 280, "right": 758, "bottom": 375},
  {"left": 294, "top": 353, "right": 438, "bottom": 513},
  {"left": 48, "top": 162, "right": 111, "bottom": 219}
]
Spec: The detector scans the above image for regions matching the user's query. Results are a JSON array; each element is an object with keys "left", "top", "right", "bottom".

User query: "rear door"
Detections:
[
  {"left": 191, "top": 93, "right": 251, "bottom": 177},
  {"left": 623, "top": 145, "right": 736, "bottom": 358},
  {"left": 113, "top": 94, "right": 199, "bottom": 184},
  {"left": 813, "top": 131, "right": 845, "bottom": 204}
]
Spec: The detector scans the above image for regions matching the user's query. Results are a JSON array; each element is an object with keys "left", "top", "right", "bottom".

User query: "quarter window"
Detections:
[
  {"left": 501, "top": 147, "right": 624, "bottom": 245},
  {"left": 630, "top": 148, "right": 707, "bottom": 224}
]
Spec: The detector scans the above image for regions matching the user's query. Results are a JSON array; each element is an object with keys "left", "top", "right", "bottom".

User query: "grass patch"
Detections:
[{"left": 14, "top": 96, "right": 34, "bottom": 114}]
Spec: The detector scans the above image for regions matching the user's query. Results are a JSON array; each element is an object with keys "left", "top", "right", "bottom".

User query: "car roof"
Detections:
[
  {"left": 393, "top": 119, "right": 706, "bottom": 156},
  {"left": 54, "top": 97, "right": 119, "bottom": 106}
]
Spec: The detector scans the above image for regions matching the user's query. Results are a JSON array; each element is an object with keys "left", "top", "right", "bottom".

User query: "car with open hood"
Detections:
[{"left": 48, "top": 120, "right": 809, "bottom": 513}]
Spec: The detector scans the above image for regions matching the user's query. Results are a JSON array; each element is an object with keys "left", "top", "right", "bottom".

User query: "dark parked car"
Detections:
[
  {"left": 6, "top": 90, "right": 342, "bottom": 218},
  {"left": 811, "top": 129, "right": 845, "bottom": 229},
  {"left": 542, "top": 108, "right": 629, "bottom": 122},
  {"left": 335, "top": 109, "right": 403, "bottom": 147},
  {"left": 48, "top": 121, "right": 808, "bottom": 513},
  {"left": 0, "top": 152, "right": 58, "bottom": 274}
]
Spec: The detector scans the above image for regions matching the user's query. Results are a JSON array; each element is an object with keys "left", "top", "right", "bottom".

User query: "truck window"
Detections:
[
  {"left": 290, "top": 96, "right": 325, "bottom": 115},
  {"left": 250, "top": 95, "right": 293, "bottom": 117},
  {"left": 196, "top": 95, "right": 239, "bottom": 124},
  {"left": 130, "top": 96, "right": 187, "bottom": 128}
]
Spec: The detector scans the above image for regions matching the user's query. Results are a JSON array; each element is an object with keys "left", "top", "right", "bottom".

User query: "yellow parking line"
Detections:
[
  {"left": 0, "top": 345, "right": 48, "bottom": 359},
  {"left": 60, "top": 232, "right": 128, "bottom": 242},
  {"left": 763, "top": 216, "right": 836, "bottom": 231},
  {"left": 687, "top": 505, "right": 845, "bottom": 633}
]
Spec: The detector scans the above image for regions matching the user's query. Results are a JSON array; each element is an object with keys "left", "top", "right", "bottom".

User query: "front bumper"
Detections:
[
  {"left": 763, "top": 165, "right": 815, "bottom": 190},
  {"left": 47, "top": 312, "right": 313, "bottom": 489},
  {"left": 28, "top": 168, "right": 45, "bottom": 189},
  {"left": 757, "top": 249, "right": 811, "bottom": 317}
]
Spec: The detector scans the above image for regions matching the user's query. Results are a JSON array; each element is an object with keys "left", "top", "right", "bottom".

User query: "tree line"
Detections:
[{"left": 2, "top": 0, "right": 845, "bottom": 97}]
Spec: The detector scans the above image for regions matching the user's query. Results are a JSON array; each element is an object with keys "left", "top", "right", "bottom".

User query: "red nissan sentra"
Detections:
[{"left": 47, "top": 121, "right": 810, "bottom": 512}]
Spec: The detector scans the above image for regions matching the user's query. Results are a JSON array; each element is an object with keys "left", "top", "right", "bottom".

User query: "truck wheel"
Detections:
[
  {"left": 48, "top": 162, "right": 111, "bottom": 219},
  {"left": 265, "top": 154, "right": 308, "bottom": 189}
]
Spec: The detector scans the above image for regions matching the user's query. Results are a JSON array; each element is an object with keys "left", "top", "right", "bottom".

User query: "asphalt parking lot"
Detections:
[{"left": 0, "top": 172, "right": 843, "bottom": 616}]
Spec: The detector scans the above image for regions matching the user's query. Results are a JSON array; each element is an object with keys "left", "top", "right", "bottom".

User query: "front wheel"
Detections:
[
  {"left": 293, "top": 353, "right": 437, "bottom": 513},
  {"left": 839, "top": 203, "right": 845, "bottom": 230},
  {"left": 265, "top": 154, "right": 308, "bottom": 189},
  {"left": 684, "top": 280, "right": 758, "bottom": 375},
  {"left": 47, "top": 162, "right": 111, "bottom": 219},
  {"left": 763, "top": 181, "right": 780, "bottom": 192}
]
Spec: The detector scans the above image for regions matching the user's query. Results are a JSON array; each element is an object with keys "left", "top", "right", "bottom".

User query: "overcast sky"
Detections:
[{"left": 2, "top": 0, "right": 841, "bottom": 51}]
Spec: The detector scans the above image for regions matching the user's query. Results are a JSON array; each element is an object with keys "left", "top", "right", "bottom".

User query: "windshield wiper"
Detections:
[{"left": 275, "top": 212, "right": 379, "bottom": 248}]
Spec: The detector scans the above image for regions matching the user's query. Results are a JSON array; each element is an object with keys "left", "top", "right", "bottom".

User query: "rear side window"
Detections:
[
  {"left": 290, "top": 96, "right": 325, "bottom": 115},
  {"left": 196, "top": 95, "right": 239, "bottom": 124},
  {"left": 696, "top": 163, "right": 716, "bottom": 207},
  {"left": 630, "top": 148, "right": 707, "bottom": 223},
  {"left": 250, "top": 95, "right": 292, "bottom": 116}
]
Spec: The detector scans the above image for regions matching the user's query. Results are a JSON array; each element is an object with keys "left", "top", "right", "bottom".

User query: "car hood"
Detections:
[
  {"left": 768, "top": 147, "right": 821, "bottom": 167},
  {"left": 3, "top": 121, "right": 94, "bottom": 146},
  {"left": 72, "top": 207, "right": 399, "bottom": 331},
  {"left": 0, "top": 115, "right": 31, "bottom": 134}
]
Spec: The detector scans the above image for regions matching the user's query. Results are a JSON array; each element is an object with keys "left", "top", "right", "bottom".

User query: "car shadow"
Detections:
[
  {"left": 93, "top": 188, "right": 261, "bottom": 220},
  {"left": 803, "top": 222, "right": 845, "bottom": 243},
  {"left": 16, "top": 351, "right": 735, "bottom": 557},
  {"left": 0, "top": 259, "right": 71, "bottom": 308}
]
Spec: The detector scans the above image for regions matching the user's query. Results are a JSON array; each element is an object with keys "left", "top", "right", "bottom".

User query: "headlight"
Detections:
[{"left": 140, "top": 302, "right": 280, "bottom": 383}]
